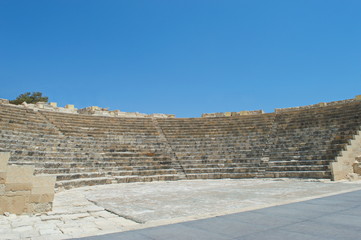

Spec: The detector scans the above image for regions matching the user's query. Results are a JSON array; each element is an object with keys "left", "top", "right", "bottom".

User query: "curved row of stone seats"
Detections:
[
  {"left": 39, "top": 111, "right": 169, "bottom": 152},
  {"left": 0, "top": 105, "right": 96, "bottom": 187},
  {"left": 37, "top": 110, "right": 184, "bottom": 188},
  {"left": 157, "top": 101, "right": 361, "bottom": 180},
  {"left": 0, "top": 104, "right": 183, "bottom": 189},
  {"left": 0, "top": 98, "right": 360, "bottom": 188},
  {"left": 264, "top": 101, "right": 361, "bottom": 178},
  {"left": 39, "top": 111, "right": 166, "bottom": 151},
  {"left": 0, "top": 105, "right": 59, "bottom": 135},
  {"left": 157, "top": 114, "right": 276, "bottom": 179}
]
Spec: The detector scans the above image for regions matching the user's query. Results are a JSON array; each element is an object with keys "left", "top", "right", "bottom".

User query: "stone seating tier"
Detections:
[{"left": 0, "top": 99, "right": 360, "bottom": 188}]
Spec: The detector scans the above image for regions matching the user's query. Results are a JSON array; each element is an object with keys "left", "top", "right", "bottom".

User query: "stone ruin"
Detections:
[
  {"left": 1, "top": 95, "right": 361, "bottom": 215},
  {"left": 0, "top": 99, "right": 175, "bottom": 118},
  {"left": 201, "top": 95, "right": 361, "bottom": 117},
  {"left": 201, "top": 110, "right": 264, "bottom": 118},
  {"left": 0, "top": 152, "right": 56, "bottom": 215}
]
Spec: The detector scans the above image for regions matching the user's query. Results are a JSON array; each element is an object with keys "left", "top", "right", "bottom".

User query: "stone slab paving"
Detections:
[
  {"left": 76, "top": 189, "right": 361, "bottom": 240},
  {"left": 83, "top": 178, "right": 361, "bottom": 225},
  {"left": 1, "top": 179, "right": 361, "bottom": 239},
  {"left": 0, "top": 188, "right": 138, "bottom": 239}
]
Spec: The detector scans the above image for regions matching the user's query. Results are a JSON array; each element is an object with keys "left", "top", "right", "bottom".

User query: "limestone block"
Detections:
[
  {"left": 30, "top": 194, "right": 54, "bottom": 203},
  {"left": 31, "top": 175, "right": 56, "bottom": 194},
  {"left": 0, "top": 153, "right": 55, "bottom": 214},
  {"left": 50, "top": 102, "right": 57, "bottom": 107},
  {"left": 0, "top": 152, "right": 10, "bottom": 171},
  {"left": 90, "top": 106, "right": 100, "bottom": 111},
  {"left": 0, "top": 172, "right": 6, "bottom": 184},
  {"left": 0, "top": 184, "right": 5, "bottom": 194},
  {"left": 0, "top": 98, "right": 9, "bottom": 104},
  {"left": 225, "top": 112, "right": 232, "bottom": 117},
  {"left": 4, "top": 190, "right": 31, "bottom": 197},
  {"left": 353, "top": 161, "right": 361, "bottom": 175},
  {"left": 355, "top": 95, "right": 361, "bottom": 101},
  {"left": 29, "top": 202, "right": 52, "bottom": 213},
  {"left": 5, "top": 183, "right": 32, "bottom": 192},
  {"left": 6, "top": 165, "right": 34, "bottom": 184},
  {"left": 35, "top": 102, "right": 45, "bottom": 108},
  {"left": 31, "top": 176, "right": 56, "bottom": 198},
  {"left": 347, "top": 173, "right": 360, "bottom": 181},
  {"left": 0, "top": 195, "right": 29, "bottom": 215},
  {"left": 65, "top": 104, "right": 75, "bottom": 110}
]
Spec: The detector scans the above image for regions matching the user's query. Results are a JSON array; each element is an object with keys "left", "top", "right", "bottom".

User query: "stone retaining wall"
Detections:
[{"left": 0, "top": 152, "right": 56, "bottom": 215}]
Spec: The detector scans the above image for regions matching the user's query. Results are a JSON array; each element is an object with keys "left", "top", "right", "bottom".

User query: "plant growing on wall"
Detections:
[{"left": 10, "top": 92, "right": 49, "bottom": 105}]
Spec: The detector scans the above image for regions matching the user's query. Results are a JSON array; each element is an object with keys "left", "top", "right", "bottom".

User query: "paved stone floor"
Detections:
[
  {"left": 1, "top": 179, "right": 361, "bottom": 239},
  {"left": 77, "top": 189, "right": 361, "bottom": 240}
]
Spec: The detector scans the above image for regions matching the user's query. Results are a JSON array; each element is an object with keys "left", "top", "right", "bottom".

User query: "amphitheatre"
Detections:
[{"left": 1, "top": 95, "right": 361, "bottom": 239}]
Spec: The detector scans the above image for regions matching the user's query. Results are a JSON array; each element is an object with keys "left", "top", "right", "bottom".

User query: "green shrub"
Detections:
[{"left": 10, "top": 92, "right": 49, "bottom": 105}]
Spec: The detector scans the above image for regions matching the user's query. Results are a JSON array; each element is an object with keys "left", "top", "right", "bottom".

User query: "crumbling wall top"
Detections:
[
  {"left": 201, "top": 110, "right": 264, "bottom": 118},
  {"left": 0, "top": 99, "right": 176, "bottom": 118},
  {"left": 274, "top": 97, "right": 359, "bottom": 113}
]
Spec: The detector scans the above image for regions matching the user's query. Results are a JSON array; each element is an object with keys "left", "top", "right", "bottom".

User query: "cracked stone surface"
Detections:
[
  {"left": 0, "top": 186, "right": 138, "bottom": 240},
  {"left": 1, "top": 179, "right": 361, "bottom": 239},
  {"left": 84, "top": 179, "right": 361, "bottom": 225}
]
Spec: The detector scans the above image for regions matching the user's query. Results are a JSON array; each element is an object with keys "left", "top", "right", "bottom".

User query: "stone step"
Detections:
[
  {"left": 184, "top": 167, "right": 262, "bottom": 174},
  {"left": 56, "top": 177, "right": 113, "bottom": 189},
  {"left": 56, "top": 172, "right": 107, "bottom": 181},
  {"left": 110, "top": 169, "right": 178, "bottom": 176},
  {"left": 263, "top": 171, "right": 331, "bottom": 179},
  {"left": 114, "top": 174, "right": 184, "bottom": 183},
  {"left": 177, "top": 158, "right": 263, "bottom": 164},
  {"left": 185, "top": 172, "right": 260, "bottom": 180},
  {"left": 267, "top": 160, "right": 330, "bottom": 165},
  {"left": 31, "top": 162, "right": 180, "bottom": 170},
  {"left": 266, "top": 165, "right": 330, "bottom": 171},
  {"left": 179, "top": 162, "right": 264, "bottom": 168}
]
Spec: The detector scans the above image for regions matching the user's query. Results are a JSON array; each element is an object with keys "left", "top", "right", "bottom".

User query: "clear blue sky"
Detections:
[{"left": 0, "top": 0, "right": 360, "bottom": 118}]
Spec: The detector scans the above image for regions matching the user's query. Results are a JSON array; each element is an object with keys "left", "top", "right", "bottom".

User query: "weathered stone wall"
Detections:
[
  {"left": 202, "top": 95, "right": 361, "bottom": 116},
  {"left": 0, "top": 98, "right": 9, "bottom": 104},
  {"left": 202, "top": 110, "right": 264, "bottom": 118},
  {"left": 331, "top": 130, "right": 361, "bottom": 180},
  {"left": 0, "top": 152, "right": 56, "bottom": 215},
  {"left": 274, "top": 96, "right": 359, "bottom": 113},
  {"left": 78, "top": 106, "right": 175, "bottom": 118},
  {"left": 0, "top": 99, "right": 175, "bottom": 118}
]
